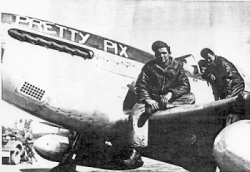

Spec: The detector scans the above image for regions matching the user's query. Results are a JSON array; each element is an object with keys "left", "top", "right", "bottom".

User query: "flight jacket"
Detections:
[
  {"left": 135, "top": 56, "right": 190, "bottom": 103},
  {"left": 202, "top": 56, "right": 244, "bottom": 97}
]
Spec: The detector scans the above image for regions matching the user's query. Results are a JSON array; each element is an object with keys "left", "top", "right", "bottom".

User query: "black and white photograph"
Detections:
[{"left": 1, "top": 0, "right": 250, "bottom": 172}]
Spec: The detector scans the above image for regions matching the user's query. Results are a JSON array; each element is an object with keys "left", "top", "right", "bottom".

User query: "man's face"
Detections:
[
  {"left": 155, "top": 47, "right": 170, "bottom": 63},
  {"left": 205, "top": 53, "right": 215, "bottom": 65}
]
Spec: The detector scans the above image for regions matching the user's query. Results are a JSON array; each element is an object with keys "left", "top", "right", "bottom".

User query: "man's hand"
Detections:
[
  {"left": 208, "top": 73, "right": 216, "bottom": 81},
  {"left": 145, "top": 99, "right": 159, "bottom": 110},
  {"left": 161, "top": 92, "right": 172, "bottom": 104},
  {"left": 131, "top": 103, "right": 145, "bottom": 115},
  {"left": 226, "top": 95, "right": 231, "bottom": 99}
]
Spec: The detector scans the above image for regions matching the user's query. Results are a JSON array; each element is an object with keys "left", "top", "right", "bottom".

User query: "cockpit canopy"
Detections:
[{"left": 175, "top": 54, "right": 203, "bottom": 80}]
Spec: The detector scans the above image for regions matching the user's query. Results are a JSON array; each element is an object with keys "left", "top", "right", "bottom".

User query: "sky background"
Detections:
[{"left": 1, "top": 0, "right": 250, "bottom": 132}]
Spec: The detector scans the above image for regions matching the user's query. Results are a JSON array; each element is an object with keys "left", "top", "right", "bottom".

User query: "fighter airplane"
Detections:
[{"left": 1, "top": 13, "right": 250, "bottom": 172}]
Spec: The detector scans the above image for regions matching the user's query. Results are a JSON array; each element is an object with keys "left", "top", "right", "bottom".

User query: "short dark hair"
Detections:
[
  {"left": 200, "top": 48, "right": 214, "bottom": 59},
  {"left": 152, "top": 41, "right": 171, "bottom": 53}
]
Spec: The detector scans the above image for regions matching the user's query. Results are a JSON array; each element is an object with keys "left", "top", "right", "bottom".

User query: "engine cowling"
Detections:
[
  {"left": 34, "top": 134, "right": 69, "bottom": 162},
  {"left": 213, "top": 120, "right": 250, "bottom": 172}
]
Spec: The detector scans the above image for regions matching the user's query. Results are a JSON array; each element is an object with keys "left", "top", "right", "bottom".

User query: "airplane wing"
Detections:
[
  {"left": 39, "top": 121, "right": 66, "bottom": 129},
  {"left": 143, "top": 93, "right": 250, "bottom": 172},
  {"left": 32, "top": 93, "right": 250, "bottom": 172}
]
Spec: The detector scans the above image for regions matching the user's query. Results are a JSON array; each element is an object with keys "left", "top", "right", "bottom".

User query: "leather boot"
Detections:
[
  {"left": 138, "top": 106, "right": 156, "bottom": 127},
  {"left": 122, "top": 148, "right": 143, "bottom": 168}
]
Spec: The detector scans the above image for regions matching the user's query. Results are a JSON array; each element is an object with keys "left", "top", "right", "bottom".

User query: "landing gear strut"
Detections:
[{"left": 50, "top": 133, "right": 80, "bottom": 172}]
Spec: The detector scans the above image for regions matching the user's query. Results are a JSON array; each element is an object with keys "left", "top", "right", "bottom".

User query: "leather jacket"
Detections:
[
  {"left": 135, "top": 56, "right": 190, "bottom": 102},
  {"left": 202, "top": 56, "right": 244, "bottom": 99}
]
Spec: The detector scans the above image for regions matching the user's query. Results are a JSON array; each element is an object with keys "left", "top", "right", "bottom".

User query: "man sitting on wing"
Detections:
[
  {"left": 136, "top": 41, "right": 195, "bottom": 120},
  {"left": 122, "top": 41, "right": 195, "bottom": 167}
]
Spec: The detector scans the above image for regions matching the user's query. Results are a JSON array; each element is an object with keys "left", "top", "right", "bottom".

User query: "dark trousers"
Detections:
[{"left": 145, "top": 92, "right": 196, "bottom": 115}]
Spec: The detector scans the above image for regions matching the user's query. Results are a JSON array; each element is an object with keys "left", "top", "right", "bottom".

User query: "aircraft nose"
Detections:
[
  {"left": 34, "top": 134, "right": 69, "bottom": 162},
  {"left": 213, "top": 120, "right": 250, "bottom": 172}
]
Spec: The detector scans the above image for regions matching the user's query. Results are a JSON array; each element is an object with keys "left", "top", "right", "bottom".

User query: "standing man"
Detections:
[
  {"left": 200, "top": 48, "right": 245, "bottom": 100},
  {"left": 122, "top": 41, "right": 195, "bottom": 167},
  {"left": 200, "top": 48, "right": 245, "bottom": 126}
]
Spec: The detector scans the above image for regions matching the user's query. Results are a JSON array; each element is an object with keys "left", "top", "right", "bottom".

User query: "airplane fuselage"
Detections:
[
  {"left": 2, "top": 13, "right": 151, "bottom": 134},
  {"left": 1, "top": 13, "right": 215, "bottom": 133}
]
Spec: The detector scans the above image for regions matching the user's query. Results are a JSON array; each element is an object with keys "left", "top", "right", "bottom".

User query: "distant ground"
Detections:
[{"left": 1, "top": 151, "right": 189, "bottom": 172}]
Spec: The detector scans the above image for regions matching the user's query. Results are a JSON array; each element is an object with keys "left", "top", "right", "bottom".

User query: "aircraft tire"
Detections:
[
  {"left": 10, "top": 148, "right": 21, "bottom": 165},
  {"left": 50, "top": 164, "right": 77, "bottom": 172}
]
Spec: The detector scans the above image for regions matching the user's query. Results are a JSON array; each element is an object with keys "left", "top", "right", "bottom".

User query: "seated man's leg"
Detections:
[
  {"left": 129, "top": 103, "right": 148, "bottom": 147},
  {"left": 138, "top": 93, "right": 196, "bottom": 127},
  {"left": 119, "top": 103, "right": 146, "bottom": 167},
  {"left": 169, "top": 92, "right": 196, "bottom": 105},
  {"left": 138, "top": 101, "right": 159, "bottom": 128}
]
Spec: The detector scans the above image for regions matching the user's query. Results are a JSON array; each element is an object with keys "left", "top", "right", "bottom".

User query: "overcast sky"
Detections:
[{"left": 1, "top": 0, "right": 250, "bottom": 129}]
